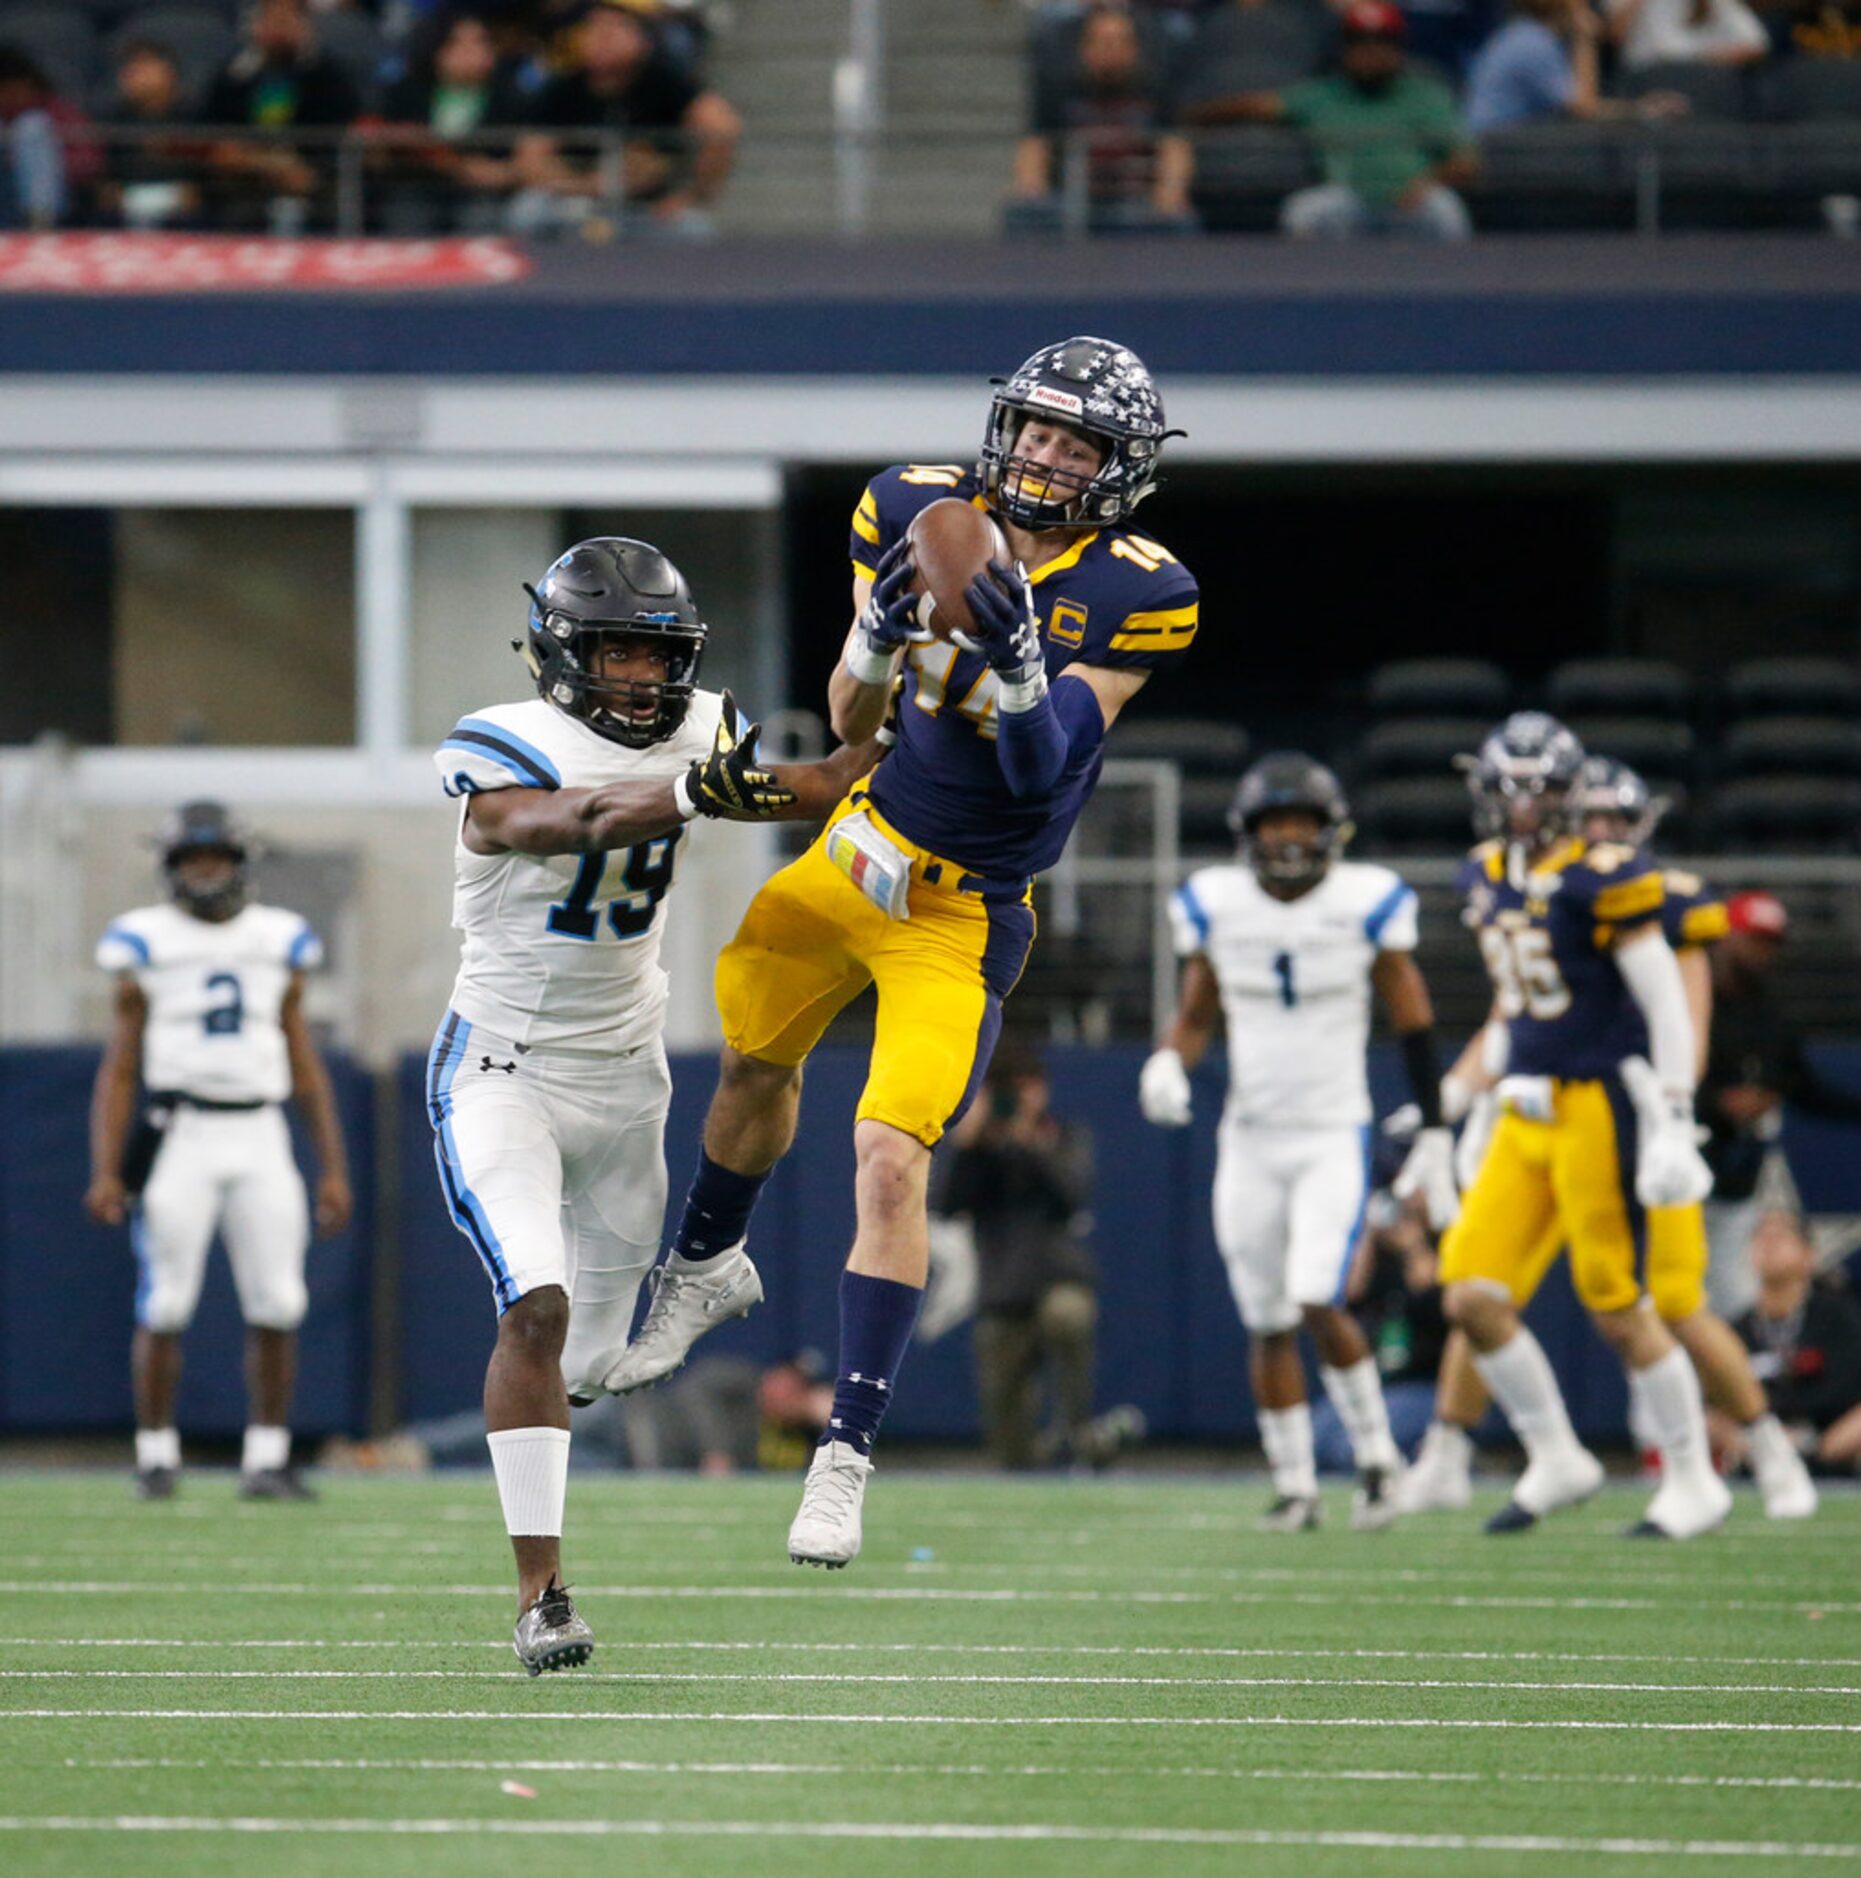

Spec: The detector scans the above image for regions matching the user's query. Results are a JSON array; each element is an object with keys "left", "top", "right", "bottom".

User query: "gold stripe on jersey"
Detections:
[
  {"left": 1593, "top": 873, "right": 1664, "bottom": 924},
  {"left": 1026, "top": 532, "right": 1101, "bottom": 585},
  {"left": 852, "top": 558, "right": 878, "bottom": 583},
  {"left": 852, "top": 490, "right": 881, "bottom": 546},
  {"left": 1680, "top": 901, "right": 1730, "bottom": 948},
  {"left": 1109, "top": 603, "right": 1199, "bottom": 653}
]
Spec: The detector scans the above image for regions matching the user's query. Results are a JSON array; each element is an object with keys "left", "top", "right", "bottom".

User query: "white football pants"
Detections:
[
  {"left": 426, "top": 1010, "right": 669, "bottom": 1396},
  {"left": 1213, "top": 1121, "right": 1373, "bottom": 1335},
  {"left": 134, "top": 1105, "right": 310, "bottom": 1333}
]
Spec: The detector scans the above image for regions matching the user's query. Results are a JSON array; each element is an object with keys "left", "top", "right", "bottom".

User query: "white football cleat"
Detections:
[
  {"left": 1749, "top": 1425, "right": 1819, "bottom": 1521},
  {"left": 1397, "top": 1423, "right": 1474, "bottom": 1513},
  {"left": 1629, "top": 1467, "right": 1732, "bottom": 1540},
  {"left": 600, "top": 1247, "right": 763, "bottom": 1395},
  {"left": 1351, "top": 1461, "right": 1403, "bottom": 1531},
  {"left": 788, "top": 1440, "right": 872, "bottom": 1569},
  {"left": 1487, "top": 1443, "right": 1604, "bottom": 1533}
]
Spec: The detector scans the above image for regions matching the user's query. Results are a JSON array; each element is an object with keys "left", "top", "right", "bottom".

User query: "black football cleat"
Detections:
[
  {"left": 513, "top": 1579, "right": 595, "bottom": 1676},
  {"left": 134, "top": 1467, "right": 178, "bottom": 1500},
  {"left": 1255, "top": 1493, "right": 1323, "bottom": 1533},
  {"left": 1484, "top": 1500, "right": 1540, "bottom": 1534},
  {"left": 239, "top": 1467, "right": 318, "bottom": 1502},
  {"left": 1624, "top": 1519, "right": 1670, "bottom": 1539}
]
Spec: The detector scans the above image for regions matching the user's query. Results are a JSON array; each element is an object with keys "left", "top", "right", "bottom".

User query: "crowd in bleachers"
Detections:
[
  {"left": 0, "top": 0, "right": 737, "bottom": 235},
  {"left": 1011, "top": 0, "right": 1861, "bottom": 234}
]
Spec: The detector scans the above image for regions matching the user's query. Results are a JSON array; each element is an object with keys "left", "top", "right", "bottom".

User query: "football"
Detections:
[{"left": 905, "top": 498, "right": 1009, "bottom": 643}]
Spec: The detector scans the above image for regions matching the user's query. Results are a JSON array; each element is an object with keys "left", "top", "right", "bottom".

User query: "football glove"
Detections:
[
  {"left": 1139, "top": 1048, "right": 1193, "bottom": 1127},
  {"left": 684, "top": 691, "right": 796, "bottom": 819},
  {"left": 846, "top": 538, "right": 929, "bottom": 685},
  {"left": 1393, "top": 1126, "right": 1460, "bottom": 1232},
  {"left": 956, "top": 559, "right": 1047, "bottom": 710},
  {"left": 1620, "top": 1055, "right": 1714, "bottom": 1209}
]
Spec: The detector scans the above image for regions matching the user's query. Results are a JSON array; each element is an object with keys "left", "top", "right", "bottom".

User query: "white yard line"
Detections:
[
  {"left": 60, "top": 1757, "right": 1861, "bottom": 1793},
  {"left": 7, "top": 1639, "right": 1857, "bottom": 1670},
  {"left": 0, "top": 1817, "right": 1854, "bottom": 1857},
  {"left": 7, "top": 1709, "right": 1860, "bottom": 1733},
  {"left": 0, "top": 1580, "right": 1853, "bottom": 1613},
  {"left": 5, "top": 1669, "right": 1858, "bottom": 1695}
]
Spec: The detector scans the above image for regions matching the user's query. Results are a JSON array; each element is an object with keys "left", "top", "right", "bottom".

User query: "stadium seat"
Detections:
[
  {"left": 1179, "top": 774, "right": 1244, "bottom": 852},
  {"left": 1546, "top": 657, "right": 1692, "bottom": 721},
  {"left": 109, "top": 8, "right": 235, "bottom": 110},
  {"left": 1365, "top": 659, "right": 1511, "bottom": 720},
  {"left": 1466, "top": 122, "right": 1631, "bottom": 234},
  {"left": 1180, "top": 0, "right": 1334, "bottom": 94},
  {"left": 1721, "top": 716, "right": 1861, "bottom": 780},
  {"left": 1564, "top": 716, "right": 1698, "bottom": 783},
  {"left": 1769, "top": 58, "right": 1861, "bottom": 123},
  {"left": 1112, "top": 718, "right": 1252, "bottom": 777},
  {"left": 1352, "top": 717, "right": 1488, "bottom": 782},
  {"left": 1708, "top": 775, "right": 1861, "bottom": 854},
  {"left": 1186, "top": 126, "right": 1317, "bottom": 233},
  {"left": 1723, "top": 657, "right": 1861, "bottom": 720},
  {"left": 1620, "top": 61, "right": 1753, "bottom": 121},
  {"left": 1349, "top": 777, "right": 1473, "bottom": 856},
  {"left": 314, "top": 8, "right": 386, "bottom": 108},
  {"left": 0, "top": 7, "right": 100, "bottom": 102}
]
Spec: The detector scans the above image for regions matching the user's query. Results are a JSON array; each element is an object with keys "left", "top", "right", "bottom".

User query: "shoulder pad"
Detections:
[
  {"left": 852, "top": 465, "right": 987, "bottom": 576},
  {"left": 436, "top": 708, "right": 564, "bottom": 798},
  {"left": 96, "top": 913, "right": 155, "bottom": 972},
  {"left": 1073, "top": 536, "right": 1199, "bottom": 670},
  {"left": 285, "top": 915, "right": 323, "bottom": 972},
  {"left": 1568, "top": 842, "right": 1664, "bottom": 924}
]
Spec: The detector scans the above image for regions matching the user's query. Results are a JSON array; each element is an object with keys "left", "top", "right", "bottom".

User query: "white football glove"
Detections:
[
  {"left": 1620, "top": 1055, "right": 1714, "bottom": 1209},
  {"left": 1394, "top": 1125, "right": 1461, "bottom": 1232},
  {"left": 1454, "top": 1089, "right": 1499, "bottom": 1192},
  {"left": 1139, "top": 1048, "right": 1193, "bottom": 1127}
]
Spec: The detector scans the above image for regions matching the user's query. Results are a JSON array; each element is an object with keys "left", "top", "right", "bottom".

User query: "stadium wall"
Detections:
[{"left": 7, "top": 1041, "right": 1860, "bottom": 1451}]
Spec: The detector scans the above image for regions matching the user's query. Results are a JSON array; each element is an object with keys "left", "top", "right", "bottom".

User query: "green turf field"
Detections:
[{"left": 0, "top": 1469, "right": 1856, "bottom": 1876}]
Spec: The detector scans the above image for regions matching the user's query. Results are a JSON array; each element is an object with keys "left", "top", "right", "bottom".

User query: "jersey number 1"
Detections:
[
  {"left": 547, "top": 837, "right": 681, "bottom": 942},
  {"left": 1272, "top": 951, "right": 1298, "bottom": 1009}
]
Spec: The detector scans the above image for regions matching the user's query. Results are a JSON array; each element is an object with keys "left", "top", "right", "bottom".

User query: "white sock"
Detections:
[
  {"left": 135, "top": 1427, "right": 180, "bottom": 1471},
  {"left": 1473, "top": 1328, "right": 1584, "bottom": 1463},
  {"left": 1420, "top": 1420, "right": 1473, "bottom": 1474},
  {"left": 241, "top": 1424, "right": 291, "bottom": 1475},
  {"left": 1635, "top": 1348, "right": 1716, "bottom": 1486},
  {"left": 1258, "top": 1404, "right": 1317, "bottom": 1500},
  {"left": 1744, "top": 1412, "right": 1797, "bottom": 1476},
  {"left": 1319, "top": 1357, "right": 1400, "bottom": 1471},
  {"left": 488, "top": 1426, "right": 571, "bottom": 1538},
  {"left": 1626, "top": 1369, "right": 1658, "bottom": 1453}
]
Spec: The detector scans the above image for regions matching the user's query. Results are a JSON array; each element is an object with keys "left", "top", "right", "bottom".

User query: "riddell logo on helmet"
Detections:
[{"left": 1027, "top": 386, "right": 1085, "bottom": 417}]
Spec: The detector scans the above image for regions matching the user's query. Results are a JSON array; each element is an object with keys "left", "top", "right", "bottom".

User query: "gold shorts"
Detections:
[{"left": 714, "top": 790, "right": 1035, "bottom": 1147}]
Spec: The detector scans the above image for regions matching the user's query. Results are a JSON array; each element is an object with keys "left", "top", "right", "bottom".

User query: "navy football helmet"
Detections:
[
  {"left": 1229, "top": 751, "right": 1352, "bottom": 890},
  {"left": 1466, "top": 711, "right": 1587, "bottom": 847},
  {"left": 519, "top": 537, "right": 707, "bottom": 749},
  {"left": 979, "top": 336, "right": 1182, "bottom": 531},
  {"left": 1573, "top": 754, "right": 1664, "bottom": 847},
  {"left": 159, "top": 799, "right": 251, "bottom": 920}
]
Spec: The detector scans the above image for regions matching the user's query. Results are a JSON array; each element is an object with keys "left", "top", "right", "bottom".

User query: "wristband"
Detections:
[
  {"left": 995, "top": 666, "right": 1050, "bottom": 714},
  {"left": 844, "top": 635, "right": 896, "bottom": 688},
  {"left": 672, "top": 767, "right": 701, "bottom": 822}
]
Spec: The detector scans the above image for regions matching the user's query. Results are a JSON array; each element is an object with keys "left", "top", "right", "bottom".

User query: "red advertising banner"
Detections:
[{"left": 0, "top": 234, "right": 533, "bottom": 294}]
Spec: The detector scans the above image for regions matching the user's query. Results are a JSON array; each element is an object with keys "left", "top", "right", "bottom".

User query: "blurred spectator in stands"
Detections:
[
  {"left": 1608, "top": 0, "right": 1770, "bottom": 65},
  {"left": 1313, "top": 1186, "right": 1448, "bottom": 1470},
  {"left": 1782, "top": 0, "right": 1861, "bottom": 57},
  {"left": 1717, "top": 1210, "right": 1861, "bottom": 1476},
  {"left": 202, "top": 0, "right": 361, "bottom": 233},
  {"left": 1007, "top": 3, "right": 1198, "bottom": 235},
  {"left": 938, "top": 1045, "right": 1141, "bottom": 1471},
  {"left": 1467, "top": 0, "right": 1691, "bottom": 128},
  {"left": 0, "top": 46, "right": 97, "bottom": 230},
  {"left": 1182, "top": 0, "right": 1477, "bottom": 239},
  {"left": 374, "top": 12, "right": 525, "bottom": 232},
  {"left": 1699, "top": 890, "right": 1861, "bottom": 1319},
  {"left": 96, "top": 42, "right": 209, "bottom": 230},
  {"left": 509, "top": 0, "right": 739, "bottom": 239}
]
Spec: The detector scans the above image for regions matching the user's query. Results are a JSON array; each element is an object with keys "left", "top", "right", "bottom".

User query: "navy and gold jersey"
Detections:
[
  {"left": 1458, "top": 837, "right": 1666, "bottom": 1080},
  {"left": 1661, "top": 868, "right": 1728, "bottom": 953},
  {"left": 848, "top": 463, "right": 1198, "bottom": 880}
]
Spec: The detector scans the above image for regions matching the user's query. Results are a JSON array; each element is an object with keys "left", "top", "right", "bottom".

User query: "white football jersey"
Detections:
[
  {"left": 435, "top": 693, "right": 731, "bottom": 1052},
  {"left": 96, "top": 901, "right": 321, "bottom": 1104},
  {"left": 1168, "top": 859, "right": 1418, "bottom": 1129}
]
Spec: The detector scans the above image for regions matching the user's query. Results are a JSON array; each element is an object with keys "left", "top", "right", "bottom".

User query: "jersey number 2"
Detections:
[
  {"left": 547, "top": 837, "right": 680, "bottom": 942},
  {"left": 202, "top": 972, "right": 244, "bottom": 1036}
]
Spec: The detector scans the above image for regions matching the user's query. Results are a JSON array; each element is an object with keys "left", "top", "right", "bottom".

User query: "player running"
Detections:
[
  {"left": 1434, "top": 712, "right": 1731, "bottom": 1539},
  {"left": 429, "top": 536, "right": 874, "bottom": 1673},
  {"left": 1139, "top": 754, "right": 1458, "bottom": 1531},
  {"left": 1402, "top": 755, "right": 1816, "bottom": 1520},
  {"left": 603, "top": 337, "right": 1197, "bottom": 1569},
  {"left": 86, "top": 800, "right": 353, "bottom": 1502}
]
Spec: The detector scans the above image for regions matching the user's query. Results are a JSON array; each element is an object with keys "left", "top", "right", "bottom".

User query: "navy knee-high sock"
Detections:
[
  {"left": 825, "top": 1271, "right": 923, "bottom": 1456},
  {"left": 670, "top": 1149, "right": 770, "bottom": 1264}
]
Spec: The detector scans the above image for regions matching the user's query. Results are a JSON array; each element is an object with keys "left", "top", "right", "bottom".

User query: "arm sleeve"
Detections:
[
  {"left": 1617, "top": 929, "right": 1697, "bottom": 1093},
  {"left": 434, "top": 715, "right": 564, "bottom": 799},
  {"left": 995, "top": 672, "right": 1104, "bottom": 800}
]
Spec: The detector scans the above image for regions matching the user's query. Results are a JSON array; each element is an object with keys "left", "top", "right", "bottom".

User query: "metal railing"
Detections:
[{"left": 36, "top": 118, "right": 1861, "bottom": 241}]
